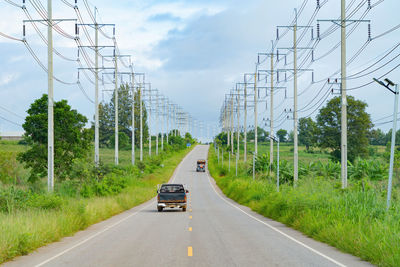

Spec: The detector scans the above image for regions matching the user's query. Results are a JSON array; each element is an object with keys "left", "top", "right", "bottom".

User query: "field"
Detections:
[
  {"left": 208, "top": 143, "right": 400, "bottom": 267},
  {"left": 0, "top": 140, "right": 193, "bottom": 263}
]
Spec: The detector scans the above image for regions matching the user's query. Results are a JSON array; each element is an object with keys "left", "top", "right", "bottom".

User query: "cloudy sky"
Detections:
[{"left": 0, "top": 0, "right": 399, "bottom": 140}]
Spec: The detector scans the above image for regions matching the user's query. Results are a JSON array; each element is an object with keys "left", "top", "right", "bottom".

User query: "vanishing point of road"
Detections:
[{"left": 5, "top": 145, "right": 372, "bottom": 267}]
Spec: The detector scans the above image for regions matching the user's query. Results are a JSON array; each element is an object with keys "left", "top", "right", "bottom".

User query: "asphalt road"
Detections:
[{"left": 5, "top": 145, "right": 372, "bottom": 267}]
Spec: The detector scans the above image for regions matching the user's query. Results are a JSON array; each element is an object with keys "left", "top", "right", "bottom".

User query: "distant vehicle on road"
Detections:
[
  {"left": 157, "top": 184, "right": 189, "bottom": 212},
  {"left": 196, "top": 159, "right": 206, "bottom": 172}
]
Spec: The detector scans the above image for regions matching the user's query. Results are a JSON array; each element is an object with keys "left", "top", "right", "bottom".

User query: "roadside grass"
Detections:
[
  {"left": 208, "top": 145, "right": 400, "bottom": 267},
  {"left": 0, "top": 146, "right": 192, "bottom": 264}
]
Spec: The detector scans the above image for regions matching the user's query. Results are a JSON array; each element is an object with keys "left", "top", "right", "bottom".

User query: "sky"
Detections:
[{"left": 0, "top": 0, "right": 399, "bottom": 141}]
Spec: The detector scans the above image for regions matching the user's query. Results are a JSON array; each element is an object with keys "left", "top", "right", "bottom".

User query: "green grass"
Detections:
[
  {"left": 0, "top": 145, "right": 193, "bottom": 264},
  {"left": 208, "top": 145, "right": 400, "bottom": 267}
]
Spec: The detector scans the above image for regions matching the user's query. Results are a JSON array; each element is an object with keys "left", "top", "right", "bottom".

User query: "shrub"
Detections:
[{"left": 26, "top": 194, "right": 62, "bottom": 210}]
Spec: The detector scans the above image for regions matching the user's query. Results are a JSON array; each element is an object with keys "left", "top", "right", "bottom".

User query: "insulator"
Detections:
[
  {"left": 335, "top": 78, "right": 338, "bottom": 83},
  {"left": 23, "top": 24, "right": 25, "bottom": 37},
  {"left": 317, "top": 23, "right": 320, "bottom": 40},
  {"left": 257, "top": 55, "right": 260, "bottom": 64},
  {"left": 328, "top": 78, "right": 330, "bottom": 83},
  {"left": 317, "top": 0, "right": 320, "bottom": 8},
  {"left": 311, "top": 28, "right": 314, "bottom": 40},
  {"left": 113, "top": 48, "right": 116, "bottom": 57},
  {"left": 312, "top": 50, "right": 314, "bottom": 61},
  {"left": 75, "top": 24, "right": 78, "bottom": 35},
  {"left": 284, "top": 55, "right": 287, "bottom": 65},
  {"left": 276, "top": 28, "right": 279, "bottom": 40},
  {"left": 113, "top": 27, "right": 116, "bottom": 36},
  {"left": 23, "top": 0, "right": 25, "bottom": 4},
  {"left": 331, "top": 88, "right": 333, "bottom": 94},
  {"left": 312, "top": 72, "right": 315, "bottom": 83},
  {"left": 77, "top": 49, "right": 80, "bottom": 58},
  {"left": 77, "top": 71, "right": 80, "bottom": 80},
  {"left": 285, "top": 72, "right": 287, "bottom": 82},
  {"left": 75, "top": 0, "right": 77, "bottom": 4},
  {"left": 258, "top": 89, "right": 260, "bottom": 98},
  {"left": 368, "top": 24, "right": 371, "bottom": 41},
  {"left": 368, "top": 0, "right": 371, "bottom": 9},
  {"left": 285, "top": 88, "right": 287, "bottom": 98},
  {"left": 277, "top": 50, "right": 279, "bottom": 62},
  {"left": 277, "top": 71, "right": 280, "bottom": 83}
]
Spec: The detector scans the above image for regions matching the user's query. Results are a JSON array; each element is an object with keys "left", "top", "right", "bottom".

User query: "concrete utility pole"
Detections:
[
  {"left": 270, "top": 52, "right": 274, "bottom": 172},
  {"left": 254, "top": 65, "right": 258, "bottom": 155},
  {"left": 244, "top": 76, "right": 248, "bottom": 161},
  {"left": 293, "top": 10, "right": 298, "bottom": 185},
  {"left": 140, "top": 83, "right": 143, "bottom": 161},
  {"left": 156, "top": 91, "right": 159, "bottom": 156},
  {"left": 230, "top": 94, "right": 234, "bottom": 154},
  {"left": 47, "top": 0, "right": 54, "bottom": 191},
  {"left": 340, "top": 0, "right": 348, "bottom": 188},
  {"left": 148, "top": 84, "right": 152, "bottom": 157},
  {"left": 94, "top": 19, "right": 99, "bottom": 167},
  {"left": 166, "top": 101, "right": 169, "bottom": 144},
  {"left": 318, "top": 0, "right": 369, "bottom": 188},
  {"left": 277, "top": 9, "right": 313, "bottom": 185},
  {"left": 114, "top": 49, "right": 119, "bottom": 165},
  {"left": 236, "top": 87, "right": 240, "bottom": 161},
  {"left": 161, "top": 97, "right": 164, "bottom": 151},
  {"left": 131, "top": 71, "right": 135, "bottom": 165},
  {"left": 373, "top": 78, "right": 398, "bottom": 211}
]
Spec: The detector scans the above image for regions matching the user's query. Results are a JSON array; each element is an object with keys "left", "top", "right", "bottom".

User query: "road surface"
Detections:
[{"left": 5, "top": 145, "right": 372, "bottom": 267}]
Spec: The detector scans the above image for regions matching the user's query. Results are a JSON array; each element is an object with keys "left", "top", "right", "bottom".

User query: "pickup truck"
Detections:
[{"left": 157, "top": 184, "right": 189, "bottom": 212}]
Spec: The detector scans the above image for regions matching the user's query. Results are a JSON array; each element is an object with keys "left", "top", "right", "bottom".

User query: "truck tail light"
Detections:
[{"left": 184, "top": 195, "right": 187, "bottom": 202}]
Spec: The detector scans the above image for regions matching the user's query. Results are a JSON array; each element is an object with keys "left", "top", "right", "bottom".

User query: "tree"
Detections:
[
  {"left": 288, "top": 130, "right": 294, "bottom": 143},
  {"left": 276, "top": 129, "right": 288, "bottom": 142},
  {"left": 98, "top": 84, "right": 148, "bottom": 148},
  {"left": 298, "top": 117, "right": 318, "bottom": 151},
  {"left": 18, "top": 95, "right": 91, "bottom": 182},
  {"left": 316, "top": 96, "right": 372, "bottom": 162},
  {"left": 384, "top": 129, "right": 400, "bottom": 145},
  {"left": 247, "top": 127, "right": 268, "bottom": 142},
  {"left": 368, "top": 128, "right": 386, "bottom": 145}
]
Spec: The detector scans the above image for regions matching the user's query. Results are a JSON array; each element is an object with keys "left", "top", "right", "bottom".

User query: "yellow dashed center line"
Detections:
[
  {"left": 189, "top": 227, "right": 192, "bottom": 231},
  {"left": 188, "top": 246, "right": 193, "bottom": 256}
]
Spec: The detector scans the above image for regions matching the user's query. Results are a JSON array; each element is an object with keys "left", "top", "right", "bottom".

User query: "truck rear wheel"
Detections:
[
  {"left": 182, "top": 207, "right": 186, "bottom": 212},
  {"left": 158, "top": 207, "right": 163, "bottom": 212}
]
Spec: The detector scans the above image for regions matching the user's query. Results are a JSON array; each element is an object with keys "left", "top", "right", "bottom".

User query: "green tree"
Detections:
[
  {"left": 247, "top": 127, "right": 268, "bottom": 142},
  {"left": 98, "top": 84, "right": 148, "bottom": 148},
  {"left": 18, "top": 95, "right": 91, "bottom": 182},
  {"left": 368, "top": 128, "right": 386, "bottom": 145},
  {"left": 316, "top": 96, "right": 373, "bottom": 162},
  {"left": 110, "top": 132, "right": 130, "bottom": 150},
  {"left": 298, "top": 117, "right": 318, "bottom": 151},
  {"left": 276, "top": 129, "right": 288, "bottom": 142}
]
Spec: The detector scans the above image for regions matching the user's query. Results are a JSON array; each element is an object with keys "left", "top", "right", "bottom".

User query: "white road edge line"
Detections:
[
  {"left": 35, "top": 147, "right": 195, "bottom": 267},
  {"left": 34, "top": 201, "right": 155, "bottom": 267},
  {"left": 206, "top": 163, "right": 347, "bottom": 267}
]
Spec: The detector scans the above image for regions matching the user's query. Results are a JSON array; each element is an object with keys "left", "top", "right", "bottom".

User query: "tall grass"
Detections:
[
  {"left": 0, "top": 147, "right": 192, "bottom": 264},
  {"left": 208, "top": 145, "right": 400, "bottom": 267}
]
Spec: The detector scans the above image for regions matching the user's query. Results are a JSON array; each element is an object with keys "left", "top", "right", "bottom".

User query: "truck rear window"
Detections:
[{"left": 160, "top": 185, "right": 184, "bottom": 193}]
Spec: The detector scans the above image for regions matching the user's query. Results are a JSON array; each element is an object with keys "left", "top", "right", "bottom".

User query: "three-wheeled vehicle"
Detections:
[{"left": 196, "top": 159, "right": 206, "bottom": 172}]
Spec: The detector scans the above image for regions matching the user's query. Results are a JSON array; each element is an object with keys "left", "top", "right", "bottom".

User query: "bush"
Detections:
[
  {"left": 80, "top": 175, "right": 128, "bottom": 198},
  {"left": 0, "top": 152, "right": 19, "bottom": 184},
  {"left": 26, "top": 194, "right": 62, "bottom": 210},
  {"left": 0, "top": 187, "right": 29, "bottom": 213}
]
